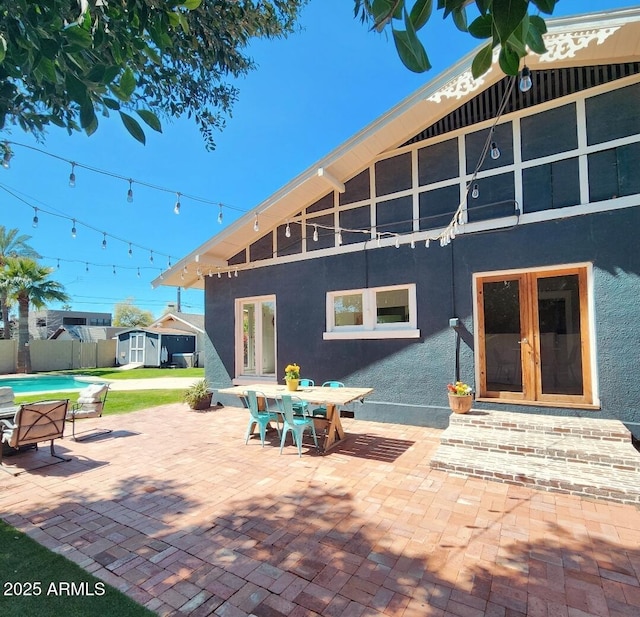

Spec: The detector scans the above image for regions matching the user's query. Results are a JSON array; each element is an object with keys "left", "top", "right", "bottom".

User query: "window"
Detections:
[
  {"left": 475, "top": 265, "right": 595, "bottom": 407},
  {"left": 236, "top": 296, "right": 276, "bottom": 379},
  {"left": 324, "top": 284, "right": 419, "bottom": 340}
]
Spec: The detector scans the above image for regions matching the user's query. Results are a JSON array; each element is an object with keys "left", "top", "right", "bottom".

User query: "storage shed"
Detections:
[{"left": 115, "top": 327, "right": 196, "bottom": 368}]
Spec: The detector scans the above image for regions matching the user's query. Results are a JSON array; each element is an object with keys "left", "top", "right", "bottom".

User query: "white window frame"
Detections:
[
  {"left": 130, "top": 332, "right": 145, "bottom": 364},
  {"left": 324, "top": 283, "right": 420, "bottom": 340}
]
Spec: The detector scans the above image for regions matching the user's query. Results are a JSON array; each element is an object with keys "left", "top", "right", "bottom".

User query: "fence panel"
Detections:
[{"left": 0, "top": 340, "right": 16, "bottom": 374}]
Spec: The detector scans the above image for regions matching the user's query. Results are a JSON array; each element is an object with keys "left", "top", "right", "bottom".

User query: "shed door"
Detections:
[{"left": 130, "top": 333, "right": 145, "bottom": 364}]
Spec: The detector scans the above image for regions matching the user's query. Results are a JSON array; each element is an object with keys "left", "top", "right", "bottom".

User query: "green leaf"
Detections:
[
  {"left": 392, "top": 9, "right": 431, "bottom": 73},
  {"left": 136, "top": 109, "right": 162, "bottom": 133},
  {"left": 530, "top": 0, "right": 557, "bottom": 14},
  {"left": 181, "top": 0, "right": 202, "bottom": 9},
  {"left": 498, "top": 43, "right": 521, "bottom": 76},
  {"left": 64, "top": 24, "right": 93, "bottom": 49},
  {"left": 468, "top": 14, "right": 492, "bottom": 40},
  {"left": 451, "top": 6, "right": 467, "bottom": 32},
  {"left": 119, "top": 67, "right": 136, "bottom": 98},
  {"left": 103, "top": 97, "right": 121, "bottom": 110},
  {"left": 65, "top": 73, "right": 88, "bottom": 104},
  {"left": 0, "top": 35, "right": 5, "bottom": 64},
  {"left": 85, "top": 64, "right": 106, "bottom": 84},
  {"left": 80, "top": 102, "right": 97, "bottom": 130},
  {"left": 529, "top": 15, "right": 548, "bottom": 35},
  {"left": 492, "top": 0, "right": 528, "bottom": 45},
  {"left": 475, "top": 0, "right": 491, "bottom": 14},
  {"left": 409, "top": 0, "right": 433, "bottom": 31},
  {"left": 525, "top": 24, "right": 547, "bottom": 55},
  {"left": 119, "top": 111, "right": 146, "bottom": 145},
  {"left": 471, "top": 42, "right": 494, "bottom": 79}
]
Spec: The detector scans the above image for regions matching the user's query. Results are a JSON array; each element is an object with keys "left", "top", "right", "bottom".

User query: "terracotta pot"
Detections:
[
  {"left": 448, "top": 393, "right": 473, "bottom": 414},
  {"left": 190, "top": 393, "right": 212, "bottom": 410},
  {"left": 286, "top": 378, "right": 299, "bottom": 392}
]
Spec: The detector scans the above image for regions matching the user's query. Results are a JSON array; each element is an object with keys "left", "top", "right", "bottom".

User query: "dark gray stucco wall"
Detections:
[{"left": 205, "top": 206, "right": 640, "bottom": 429}]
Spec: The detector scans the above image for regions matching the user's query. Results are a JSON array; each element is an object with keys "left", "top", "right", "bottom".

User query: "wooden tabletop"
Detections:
[{"left": 217, "top": 384, "right": 373, "bottom": 407}]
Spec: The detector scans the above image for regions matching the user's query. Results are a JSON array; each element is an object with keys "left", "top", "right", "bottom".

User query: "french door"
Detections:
[
  {"left": 476, "top": 266, "right": 593, "bottom": 406},
  {"left": 236, "top": 296, "right": 276, "bottom": 378},
  {"left": 130, "top": 332, "right": 145, "bottom": 364}
]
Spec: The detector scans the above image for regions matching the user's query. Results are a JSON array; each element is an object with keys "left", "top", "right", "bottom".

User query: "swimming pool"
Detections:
[{"left": 0, "top": 375, "right": 106, "bottom": 394}]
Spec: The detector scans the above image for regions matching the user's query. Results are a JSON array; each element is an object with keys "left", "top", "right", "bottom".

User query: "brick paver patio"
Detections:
[{"left": 1, "top": 403, "right": 639, "bottom": 616}]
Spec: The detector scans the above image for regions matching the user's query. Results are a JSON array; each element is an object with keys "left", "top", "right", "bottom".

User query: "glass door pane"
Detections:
[
  {"left": 483, "top": 280, "right": 523, "bottom": 392},
  {"left": 261, "top": 301, "right": 276, "bottom": 376},
  {"left": 537, "top": 274, "right": 583, "bottom": 395},
  {"left": 243, "top": 304, "right": 256, "bottom": 375}
]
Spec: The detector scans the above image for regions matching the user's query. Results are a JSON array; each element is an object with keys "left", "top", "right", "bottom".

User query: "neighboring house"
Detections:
[
  {"left": 115, "top": 327, "right": 197, "bottom": 367},
  {"left": 154, "top": 8, "right": 640, "bottom": 436},
  {"left": 30, "top": 310, "right": 112, "bottom": 340},
  {"left": 149, "top": 312, "right": 206, "bottom": 367},
  {"left": 48, "top": 325, "right": 127, "bottom": 342}
]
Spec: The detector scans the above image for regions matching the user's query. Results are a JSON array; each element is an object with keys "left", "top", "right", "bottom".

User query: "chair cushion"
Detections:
[{"left": 77, "top": 384, "right": 107, "bottom": 403}]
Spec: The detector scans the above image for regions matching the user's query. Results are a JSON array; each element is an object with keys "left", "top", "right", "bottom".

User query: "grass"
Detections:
[
  {"left": 51, "top": 367, "right": 205, "bottom": 380},
  {"left": 0, "top": 519, "right": 155, "bottom": 617},
  {"left": 15, "top": 389, "right": 186, "bottom": 412}
]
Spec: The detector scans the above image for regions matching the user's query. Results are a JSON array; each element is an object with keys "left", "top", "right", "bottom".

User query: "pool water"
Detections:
[{"left": 0, "top": 375, "right": 105, "bottom": 394}]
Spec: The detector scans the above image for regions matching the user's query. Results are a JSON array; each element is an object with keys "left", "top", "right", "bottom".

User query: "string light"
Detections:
[
  {"left": 57, "top": 258, "right": 60, "bottom": 269},
  {"left": 69, "top": 162, "right": 76, "bottom": 187},
  {"left": 313, "top": 225, "right": 318, "bottom": 242},
  {"left": 234, "top": 268, "right": 238, "bottom": 277},
  {"left": 519, "top": 65, "right": 532, "bottom": 92},
  {"left": 2, "top": 143, "right": 12, "bottom": 169},
  {"left": 85, "top": 262, "right": 89, "bottom": 272},
  {"left": 112, "top": 265, "right": 116, "bottom": 275},
  {"left": 128, "top": 243, "right": 133, "bottom": 257},
  {"left": 285, "top": 220, "right": 291, "bottom": 238},
  {"left": 395, "top": 236, "right": 400, "bottom": 249},
  {"left": 137, "top": 267, "right": 141, "bottom": 278},
  {"left": 410, "top": 236, "right": 415, "bottom": 249},
  {"left": 71, "top": 219, "right": 77, "bottom": 238},
  {"left": 490, "top": 141, "right": 501, "bottom": 160},
  {"left": 149, "top": 251, "right": 154, "bottom": 263},
  {"left": 336, "top": 229, "right": 343, "bottom": 246},
  {"left": 174, "top": 192, "right": 181, "bottom": 215},
  {"left": 127, "top": 179, "right": 134, "bottom": 203},
  {"left": 471, "top": 183, "right": 479, "bottom": 199},
  {"left": 102, "top": 232, "right": 107, "bottom": 249},
  {"left": 32, "top": 207, "right": 38, "bottom": 228},
  {"left": 253, "top": 214, "right": 259, "bottom": 232},
  {"left": 217, "top": 204, "right": 223, "bottom": 224}
]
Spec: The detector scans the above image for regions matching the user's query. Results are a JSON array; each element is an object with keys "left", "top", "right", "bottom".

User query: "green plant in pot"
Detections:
[{"left": 183, "top": 378, "right": 213, "bottom": 410}]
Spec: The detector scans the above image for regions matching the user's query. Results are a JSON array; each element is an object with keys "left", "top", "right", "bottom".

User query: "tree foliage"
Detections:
[
  {"left": 0, "top": 0, "right": 307, "bottom": 149},
  {"left": 354, "top": 0, "right": 557, "bottom": 77},
  {"left": 114, "top": 298, "right": 154, "bottom": 327}
]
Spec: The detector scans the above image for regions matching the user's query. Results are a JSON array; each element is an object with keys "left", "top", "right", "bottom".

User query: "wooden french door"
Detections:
[{"left": 477, "top": 266, "right": 593, "bottom": 406}]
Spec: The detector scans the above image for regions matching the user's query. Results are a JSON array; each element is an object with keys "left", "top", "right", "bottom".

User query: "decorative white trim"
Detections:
[
  {"left": 426, "top": 66, "right": 493, "bottom": 103},
  {"left": 539, "top": 27, "right": 621, "bottom": 62}
]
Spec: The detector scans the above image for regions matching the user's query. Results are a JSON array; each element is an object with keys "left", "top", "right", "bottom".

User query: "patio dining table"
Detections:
[{"left": 217, "top": 383, "right": 374, "bottom": 453}]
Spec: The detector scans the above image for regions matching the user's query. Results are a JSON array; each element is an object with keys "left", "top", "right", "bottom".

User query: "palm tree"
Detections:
[
  {"left": 2, "top": 257, "right": 69, "bottom": 373},
  {"left": 0, "top": 226, "right": 41, "bottom": 339}
]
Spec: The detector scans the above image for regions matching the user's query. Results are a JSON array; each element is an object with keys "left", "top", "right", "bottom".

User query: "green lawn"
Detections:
[
  {"left": 15, "top": 389, "right": 186, "bottom": 412},
  {"left": 0, "top": 520, "right": 155, "bottom": 617},
  {"left": 51, "top": 367, "right": 205, "bottom": 380}
]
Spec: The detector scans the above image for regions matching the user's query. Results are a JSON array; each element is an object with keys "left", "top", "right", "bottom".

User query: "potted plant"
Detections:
[
  {"left": 284, "top": 363, "right": 301, "bottom": 391},
  {"left": 183, "top": 378, "right": 213, "bottom": 410},
  {"left": 447, "top": 381, "right": 473, "bottom": 414}
]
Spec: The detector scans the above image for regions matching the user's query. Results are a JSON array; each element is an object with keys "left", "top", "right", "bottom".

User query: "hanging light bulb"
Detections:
[
  {"left": 85, "top": 262, "right": 89, "bottom": 272},
  {"left": 227, "top": 270, "right": 232, "bottom": 278},
  {"left": 127, "top": 243, "right": 132, "bottom": 257},
  {"left": 174, "top": 192, "right": 181, "bottom": 215},
  {"left": 234, "top": 268, "right": 238, "bottom": 277},
  {"left": 471, "top": 183, "right": 479, "bottom": 199},
  {"left": 253, "top": 214, "right": 259, "bottom": 232},
  {"left": 208, "top": 269, "right": 213, "bottom": 277},
  {"left": 137, "top": 268, "right": 141, "bottom": 278},
  {"left": 71, "top": 219, "right": 77, "bottom": 238},
  {"left": 395, "top": 236, "right": 400, "bottom": 249},
  {"left": 167, "top": 258, "right": 172, "bottom": 268},
  {"left": 410, "top": 236, "right": 415, "bottom": 249},
  {"left": 337, "top": 229, "right": 343, "bottom": 245},
  {"left": 149, "top": 251, "right": 154, "bottom": 264},
  {"left": 57, "top": 258, "right": 60, "bottom": 269},
  {"left": 285, "top": 220, "right": 291, "bottom": 238},
  {"left": 69, "top": 162, "right": 76, "bottom": 187},
  {"left": 102, "top": 232, "right": 107, "bottom": 249},
  {"left": 377, "top": 234, "right": 381, "bottom": 248},
  {"left": 127, "top": 179, "right": 134, "bottom": 203},
  {"left": 112, "top": 265, "right": 116, "bottom": 275},
  {"left": 490, "top": 141, "right": 501, "bottom": 160},
  {"left": 425, "top": 238, "right": 430, "bottom": 248},
  {"left": 217, "top": 270, "right": 221, "bottom": 278},
  {"left": 519, "top": 66, "right": 532, "bottom": 92},
  {"left": 313, "top": 225, "right": 318, "bottom": 242},
  {"left": 32, "top": 208, "right": 39, "bottom": 228},
  {"left": 217, "top": 204, "right": 223, "bottom": 224},
  {"left": 2, "top": 143, "right": 12, "bottom": 169}
]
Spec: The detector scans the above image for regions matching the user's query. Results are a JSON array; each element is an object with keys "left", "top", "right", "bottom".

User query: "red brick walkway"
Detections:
[{"left": 1, "top": 403, "right": 639, "bottom": 616}]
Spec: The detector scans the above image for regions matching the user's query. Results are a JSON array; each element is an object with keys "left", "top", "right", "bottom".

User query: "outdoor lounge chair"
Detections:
[
  {"left": 0, "top": 387, "right": 17, "bottom": 418},
  {"left": 0, "top": 399, "right": 71, "bottom": 472},
  {"left": 66, "top": 383, "right": 111, "bottom": 441}
]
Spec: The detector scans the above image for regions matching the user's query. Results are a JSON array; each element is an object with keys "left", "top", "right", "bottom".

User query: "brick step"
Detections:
[
  {"left": 430, "top": 445, "right": 640, "bottom": 505},
  {"left": 440, "top": 424, "right": 640, "bottom": 472},
  {"left": 449, "top": 410, "right": 632, "bottom": 442}
]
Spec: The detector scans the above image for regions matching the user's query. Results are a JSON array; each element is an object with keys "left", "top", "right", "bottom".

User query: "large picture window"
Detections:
[
  {"left": 475, "top": 265, "right": 595, "bottom": 407},
  {"left": 324, "top": 284, "right": 419, "bottom": 340}
]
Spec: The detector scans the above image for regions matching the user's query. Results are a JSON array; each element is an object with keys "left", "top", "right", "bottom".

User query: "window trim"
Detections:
[
  {"left": 235, "top": 295, "right": 277, "bottom": 381},
  {"left": 323, "top": 284, "right": 420, "bottom": 340}
]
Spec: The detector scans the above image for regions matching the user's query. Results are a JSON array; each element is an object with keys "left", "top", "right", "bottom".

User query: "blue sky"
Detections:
[{"left": 1, "top": 1, "right": 636, "bottom": 319}]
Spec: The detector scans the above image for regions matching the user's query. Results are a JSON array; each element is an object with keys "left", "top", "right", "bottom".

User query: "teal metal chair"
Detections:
[
  {"left": 244, "top": 390, "right": 281, "bottom": 447},
  {"left": 292, "top": 378, "right": 315, "bottom": 416},
  {"left": 311, "top": 381, "right": 345, "bottom": 418},
  {"left": 278, "top": 394, "right": 318, "bottom": 457}
]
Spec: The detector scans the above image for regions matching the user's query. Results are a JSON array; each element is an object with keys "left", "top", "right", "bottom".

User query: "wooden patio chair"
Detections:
[
  {"left": 0, "top": 399, "right": 71, "bottom": 473},
  {"left": 66, "top": 383, "right": 111, "bottom": 441}
]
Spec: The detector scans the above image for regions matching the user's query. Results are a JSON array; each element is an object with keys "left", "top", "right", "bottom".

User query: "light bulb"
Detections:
[
  {"left": 69, "top": 163, "right": 76, "bottom": 187},
  {"left": 285, "top": 220, "right": 291, "bottom": 238},
  {"left": 490, "top": 142, "right": 500, "bottom": 160},
  {"left": 337, "top": 230, "right": 343, "bottom": 246},
  {"left": 253, "top": 214, "right": 259, "bottom": 232},
  {"left": 471, "top": 184, "right": 479, "bottom": 199},
  {"left": 217, "top": 271, "right": 221, "bottom": 278},
  {"left": 102, "top": 233, "right": 107, "bottom": 249},
  {"left": 395, "top": 236, "right": 400, "bottom": 249},
  {"left": 128, "top": 244, "right": 133, "bottom": 257},
  {"left": 2, "top": 147, "right": 11, "bottom": 169},
  {"left": 174, "top": 193, "right": 181, "bottom": 215},
  {"left": 149, "top": 251, "right": 154, "bottom": 264},
  {"left": 410, "top": 237, "right": 415, "bottom": 249},
  {"left": 228, "top": 271, "right": 231, "bottom": 278},
  {"left": 71, "top": 219, "right": 77, "bottom": 238},
  {"left": 127, "top": 180, "right": 134, "bottom": 203},
  {"left": 234, "top": 269, "right": 238, "bottom": 277},
  {"left": 137, "top": 268, "right": 141, "bottom": 278},
  {"left": 85, "top": 263, "right": 89, "bottom": 272},
  {"left": 112, "top": 265, "right": 116, "bottom": 275},
  {"left": 32, "top": 209, "right": 38, "bottom": 228},
  {"left": 377, "top": 234, "right": 381, "bottom": 248},
  {"left": 519, "top": 66, "right": 532, "bottom": 92},
  {"left": 425, "top": 238, "right": 430, "bottom": 248},
  {"left": 217, "top": 205, "right": 223, "bottom": 224},
  {"left": 313, "top": 225, "right": 318, "bottom": 242}
]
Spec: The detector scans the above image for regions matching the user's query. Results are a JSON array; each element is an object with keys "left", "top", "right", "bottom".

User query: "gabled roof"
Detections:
[
  {"left": 153, "top": 7, "right": 640, "bottom": 291},
  {"left": 116, "top": 327, "right": 196, "bottom": 337},
  {"left": 150, "top": 312, "right": 205, "bottom": 333}
]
